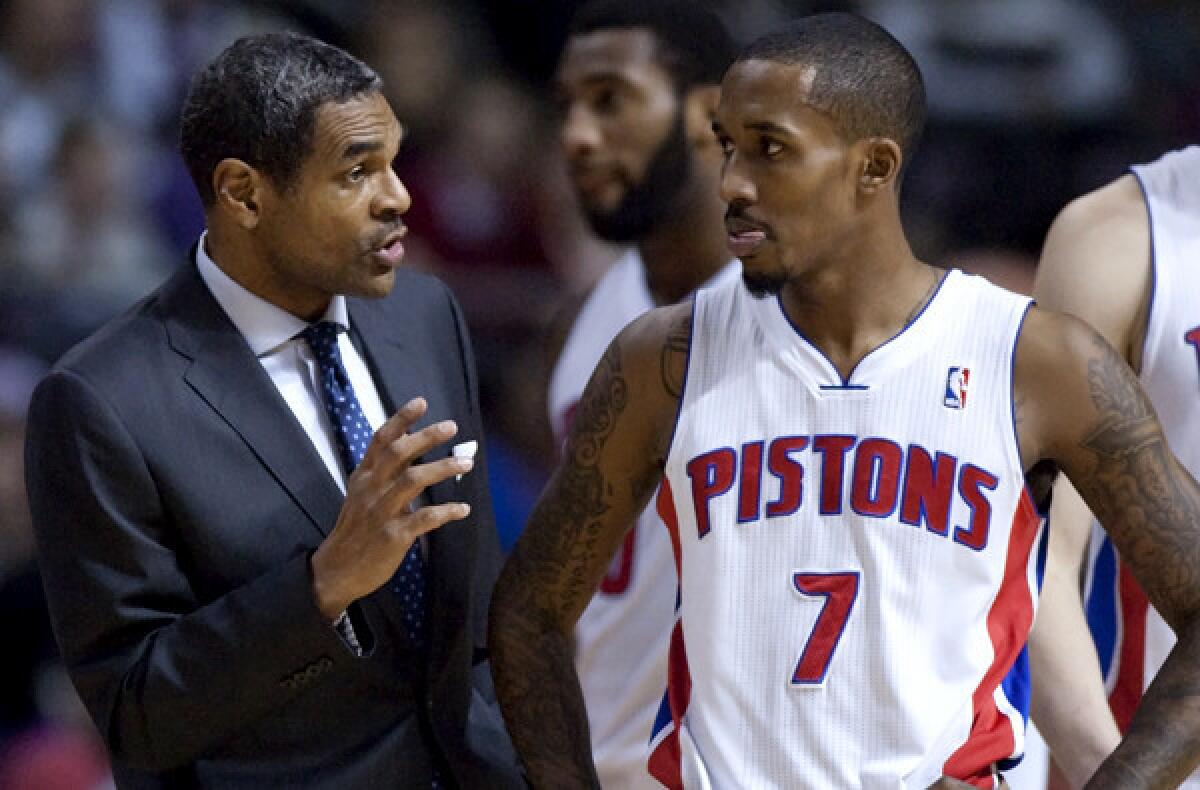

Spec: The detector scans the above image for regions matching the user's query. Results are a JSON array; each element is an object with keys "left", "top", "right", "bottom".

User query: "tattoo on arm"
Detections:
[
  {"left": 1070, "top": 333, "right": 1200, "bottom": 787},
  {"left": 489, "top": 340, "right": 631, "bottom": 788},
  {"left": 546, "top": 340, "right": 628, "bottom": 606},
  {"left": 1072, "top": 335, "right": 1200, "bottom": 616}
]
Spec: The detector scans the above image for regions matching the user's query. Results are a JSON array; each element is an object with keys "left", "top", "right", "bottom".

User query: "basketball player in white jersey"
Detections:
[
  {"left": 547, "top": 2, "right": 739, "bottom": 787},
  {"left": 491, "top": 13, "right": 1200, "bottom": 788},
  {"left": 1026, "top": 146, "right": 1200, "bottom": 789}
]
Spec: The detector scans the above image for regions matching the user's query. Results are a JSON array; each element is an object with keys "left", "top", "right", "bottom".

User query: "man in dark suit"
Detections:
[{"left": 24, "top": 32, "right": 523, "bottom": 789}]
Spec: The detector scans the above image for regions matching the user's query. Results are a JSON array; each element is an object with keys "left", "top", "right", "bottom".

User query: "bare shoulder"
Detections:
[
  {"left": 562, "top": 300, "right": 693, "bottom": 469},
  {"left": 1014, "top": 304, "right": 1152, "bottom": 465},
  {"left": 607, "top": 300, "right": 693, "bottom": 397},
  {"left": 1035, "top": 173, "right": 1150, "bottom": 359}
]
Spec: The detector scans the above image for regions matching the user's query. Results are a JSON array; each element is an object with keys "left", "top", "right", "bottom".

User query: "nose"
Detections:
[
  {"left": 561, "top": 102, "right": 601, "bottom": 162},
  {"left": 719, "top": 151, "right": 756, "bottom": 206},
  {"left": 374, "top": 166, "right": 411, "bottom": 220}
]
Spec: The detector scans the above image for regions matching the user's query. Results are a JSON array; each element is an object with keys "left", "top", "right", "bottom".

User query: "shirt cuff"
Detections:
[{"left": 331, "top": 610, "right": 364, "bottom": 656}]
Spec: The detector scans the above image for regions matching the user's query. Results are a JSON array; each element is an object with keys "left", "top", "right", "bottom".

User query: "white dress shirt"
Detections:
[
  {"left": 196, "top": 233, "right": 397, "bottom": 650},
  {"left": 195, "top": 233, "right": 388, "bottom": 493}
]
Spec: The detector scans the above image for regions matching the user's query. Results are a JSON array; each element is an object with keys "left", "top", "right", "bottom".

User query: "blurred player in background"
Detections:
[{"left": 546, "top": 1, "right": 738, "bottom": 785}]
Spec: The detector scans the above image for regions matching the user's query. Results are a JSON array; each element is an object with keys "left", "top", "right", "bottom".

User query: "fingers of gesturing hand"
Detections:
[
  {"left": 358, "top": 397, "right": 437, "bottom": 468},
  {"left": 386, "top": 502, "right": 472, "bottom": 546},
  {"left": 360, "top": 413, "right": 461, "bottom": 486},
  {"left": 376, "top": 396, "right": 428, "bottom": 440},
  {"left": 351, "top": 446, "right": 473, "bottom": 511},
  {"left": 312, "top": 496, "right": 472, "bottom": 618},
  {"left": 394, "top": 454, "right": 474, "bottom": 500}
]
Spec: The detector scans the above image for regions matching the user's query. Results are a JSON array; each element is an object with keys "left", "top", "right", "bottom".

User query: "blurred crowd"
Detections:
[{"left": 1, "top": 0, "right": 1198, "bottom": 786}]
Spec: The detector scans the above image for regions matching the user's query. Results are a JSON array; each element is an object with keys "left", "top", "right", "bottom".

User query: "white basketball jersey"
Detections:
[
  {"left": 649, "top": 272, "right": 1044, "bottom": 790},
  {"left": 548, "top": 251, "right": 741, "bottom": 789},
  {"left": 1084, "top": 147, "right": 1200, "bottom": 779}
]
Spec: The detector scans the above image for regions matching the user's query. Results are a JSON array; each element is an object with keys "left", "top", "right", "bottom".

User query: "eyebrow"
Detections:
[
  {"left": 341, "top": 140, "right": 384, "bottom": 161},
  {"left": 556, "top": 71, "right": 631, "bottom": 94},
  {"left": 745, "top": 121, "right": 794, "bottom": 137},
  {"left": 711, "top": 119, "right": 795, "bottom": 138}
]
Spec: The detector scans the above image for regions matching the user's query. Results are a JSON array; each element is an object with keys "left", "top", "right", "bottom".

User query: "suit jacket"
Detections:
[{"left": 24, "top": 261, "right": 524, "bottom": 788}]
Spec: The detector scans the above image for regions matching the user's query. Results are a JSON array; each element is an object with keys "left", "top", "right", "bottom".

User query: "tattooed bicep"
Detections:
[
  {"left": 1068, "top": 328, "right": 1163, "bottom": 514},
  {"left": 1078, "top": 331, "right": 1159, "bottom": 461},
  {"left": 1058, "top": 325, "right": 1200, "bottom": 625}
]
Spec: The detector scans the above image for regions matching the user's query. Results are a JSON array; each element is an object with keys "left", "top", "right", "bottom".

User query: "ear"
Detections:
[
  {"left": 212, "top": 158, "right": 265, "bottom": 229},
  {"left": 855, "top": 137, "right": 903, "bottom": 195},
  {"left": 682, "top": 84, "right": 722, "bottom": 151}
]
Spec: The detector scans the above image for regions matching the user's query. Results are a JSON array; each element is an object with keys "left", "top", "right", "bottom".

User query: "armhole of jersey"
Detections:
[
  {"left": 662, "top": 296, "right": 700, "bottom": 466},
  {"left": 1129, "top": 165, "right": 1157, "bottom": 377},
  {"left": 1008, "top": 299, "right": 1038, "bottom": 509}
]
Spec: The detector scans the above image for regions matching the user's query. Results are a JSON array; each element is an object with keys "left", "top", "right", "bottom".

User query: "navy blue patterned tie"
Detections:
[{"left": 302, "top": 321, "right": 429, "bottom": 647}]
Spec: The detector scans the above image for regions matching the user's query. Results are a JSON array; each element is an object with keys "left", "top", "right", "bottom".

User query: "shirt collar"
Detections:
[{"left": 195, "top": 231, "right": 350, "bottom": 356}]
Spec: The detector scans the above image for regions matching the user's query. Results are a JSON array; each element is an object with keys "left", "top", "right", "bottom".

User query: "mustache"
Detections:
[
  {"left": 363, "top": 221, "right": 407, "bottom": 251},
  {"left": 724, "top": 202, "right": 770, "bottom": 236}
]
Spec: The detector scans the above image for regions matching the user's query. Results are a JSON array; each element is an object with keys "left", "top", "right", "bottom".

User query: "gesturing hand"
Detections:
[{"left": 310, "top": 397, "right": 474, "bottom": 619}]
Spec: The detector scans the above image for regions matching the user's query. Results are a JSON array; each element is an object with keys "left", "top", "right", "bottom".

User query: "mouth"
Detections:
[
  {"left": 570, "top": 164, "right": 621, "bottom": 201},
  {"left": 369, "top": 227, "right": 407, "bottom": 266},
  {"left": 725, "top": 216, "right": 768, "bottom": 257}
]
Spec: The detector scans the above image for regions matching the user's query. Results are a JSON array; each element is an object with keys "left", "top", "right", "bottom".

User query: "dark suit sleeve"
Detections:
[{"left": 26, "top": 368, "right": 355, "bottom": 771}]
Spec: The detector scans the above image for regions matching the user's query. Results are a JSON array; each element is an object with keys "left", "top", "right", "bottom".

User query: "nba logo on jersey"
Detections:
[{"left": 944, "top": 367, "right": 970, "bottom": 409}]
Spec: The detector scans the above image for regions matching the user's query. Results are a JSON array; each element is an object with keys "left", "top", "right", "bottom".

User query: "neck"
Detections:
[
  {"left": 779, "top": 216, "right": 938, "bottom": 380},
  {"left": 205, "top": 222, "right": 330, "bottom": 321},
  {"left": 637, "top": 170, "right": 729, "bottom": 306}
]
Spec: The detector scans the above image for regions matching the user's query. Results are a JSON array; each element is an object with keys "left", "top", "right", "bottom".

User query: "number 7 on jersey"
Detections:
[{"left": 791, "top": 571, "right": 860, "bottom": 687}]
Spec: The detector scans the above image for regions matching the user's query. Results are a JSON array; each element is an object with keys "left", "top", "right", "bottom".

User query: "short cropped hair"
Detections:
[
  {"left": 737, "top": 12, "right": 925, "bottom": 162},
  {"left": 180, "top": 32, "right": 382, "bottom": 206},
  {"left": 568, "top": 0, "right": 736, "bottom": 91}
]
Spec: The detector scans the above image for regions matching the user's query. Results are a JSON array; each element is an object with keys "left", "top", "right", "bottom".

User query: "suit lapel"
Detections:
[
  {"left": 347, "top": 296, "right": 425, "bottom": 424},
  {"left": 161, "top": 265, "right": 343, "bottom": 538},
  {"left": 350, "top": 294, "right": 478, "bottom": 674}
]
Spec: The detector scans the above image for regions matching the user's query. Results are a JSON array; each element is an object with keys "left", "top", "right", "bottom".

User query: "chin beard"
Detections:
[
  {"left": 584, "top": 110, "right": 691, "bottom": 243},
  {"left": 742, "top": 271, "right": 786, "bottom": 298}
]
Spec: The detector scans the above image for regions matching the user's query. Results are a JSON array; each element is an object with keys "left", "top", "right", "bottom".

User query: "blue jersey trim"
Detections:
[
  {"left": 996, "top": 645, "right": 1032, "bottom": 770},
  {"left": 650, "top": 689, "right": 673, "bottom": 743},
  {"left": 1086, "top": 536, "right": 1120, "bottom": 681}
]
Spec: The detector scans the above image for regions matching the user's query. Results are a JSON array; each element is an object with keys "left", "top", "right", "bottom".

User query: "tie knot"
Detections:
[{"left": 301, "top": 321, "right": 343, "bottom": 357}]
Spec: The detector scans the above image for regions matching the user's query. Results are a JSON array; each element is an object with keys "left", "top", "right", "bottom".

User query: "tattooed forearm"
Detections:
[
  {"left": 488, "top": 592, "right": 598, "bottom": 788},
  {"left": 660, "top": 308, "right": 692, "bottom": 399},
  {"left": 489, "top": 340, "right": 634, "bottom": 788},
  {"left": 549, "top": 341, "right": 626, "bottom": 606},
  {"left": 1088, "top": 627, "right": 1200, "bottom": 789},
  {"left": 1069, "top": 333, "right": 1200, "bottom": 786}
]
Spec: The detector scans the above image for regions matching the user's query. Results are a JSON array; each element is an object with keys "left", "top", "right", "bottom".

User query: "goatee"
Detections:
[{"left": 742, "top": 271, "right": 786, "bottom": 298}]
